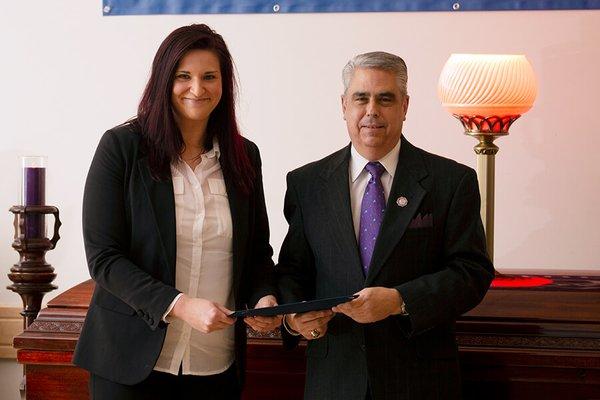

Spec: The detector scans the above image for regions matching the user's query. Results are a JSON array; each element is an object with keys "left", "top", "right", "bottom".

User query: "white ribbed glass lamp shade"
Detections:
[{"left": 438, "top": 54, "right": 537, "bottom": 117}]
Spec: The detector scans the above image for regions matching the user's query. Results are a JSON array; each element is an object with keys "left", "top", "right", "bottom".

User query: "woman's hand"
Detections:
[
  {"left": 244, "top": 295, "right": 283, "bottom": 333},
  {"left": 171, "top": 294, "right": 235, "bottom": 333}
]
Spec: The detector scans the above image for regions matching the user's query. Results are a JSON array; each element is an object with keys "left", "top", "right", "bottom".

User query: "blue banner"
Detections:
[{"left": 102, "top": 0, "right": 600, "bottom": 15}]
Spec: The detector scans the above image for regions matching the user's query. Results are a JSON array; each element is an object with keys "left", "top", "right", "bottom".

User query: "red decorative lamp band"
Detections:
[{"left": 455, "top": 114, "right": 521, "bottom": 135}]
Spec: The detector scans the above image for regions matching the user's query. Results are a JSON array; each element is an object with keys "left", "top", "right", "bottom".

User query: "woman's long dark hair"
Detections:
[{"left": 137, "top": 24, "right": 255, "bottom": 194}]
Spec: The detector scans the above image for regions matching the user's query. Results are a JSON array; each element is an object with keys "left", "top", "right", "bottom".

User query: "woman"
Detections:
[{"left": 73, "top": 24, "right": 281, "bottom": 399}]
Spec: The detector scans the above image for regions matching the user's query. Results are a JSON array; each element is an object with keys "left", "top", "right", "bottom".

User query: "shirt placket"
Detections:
[{"left": 182, "top": 160, "right": 207, "bottom": 374}]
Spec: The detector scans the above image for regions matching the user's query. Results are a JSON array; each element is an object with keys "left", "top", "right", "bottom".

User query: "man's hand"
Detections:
[
  {"left": 170, "top": 295, "right": 235, "bottom": 333},
  {"left": 286, "top": 310, "right": 334, "bottom": 340},
  {"left": 244, "top": 295, "right": 282, "bottom": 333},
  {"left": 332, "top": 287, "right": 403, "bottom": 323}
]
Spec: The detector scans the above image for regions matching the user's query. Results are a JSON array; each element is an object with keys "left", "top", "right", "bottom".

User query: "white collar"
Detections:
[
  {"left": 350, "top": 137, "right": 402, "bottom": 182},
  {"left": 172, "top": 137, "right": 220, "bottom": 172},
  {"left": 204, "top": 137, "right": 220, "bottom": 159}
]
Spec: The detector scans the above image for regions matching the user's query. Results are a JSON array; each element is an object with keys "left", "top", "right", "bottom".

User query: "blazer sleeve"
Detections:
[
  {"left": 275, "top": 171, "right": 317, "bottom": 348},
  {"left": 245, "top": 143, "right": 278, "bottom": 307},
  {"left": 276, "top": 171, "right": 317, "bottom": 305},
  {"left": 395, "top": 167, "right": 494, "bottom": 336},
  {"left": 83, "top": 130, "right": 180, "bottom": 330}
]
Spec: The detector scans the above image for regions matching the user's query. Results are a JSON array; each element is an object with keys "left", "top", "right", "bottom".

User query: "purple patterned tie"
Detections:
[{"left": 359, "top": 162, "right": 386, "bottom": 275}]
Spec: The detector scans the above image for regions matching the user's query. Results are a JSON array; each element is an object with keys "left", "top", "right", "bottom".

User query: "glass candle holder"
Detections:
[{"left": 21, "top": 156, "right": 47, "bottom": 238}]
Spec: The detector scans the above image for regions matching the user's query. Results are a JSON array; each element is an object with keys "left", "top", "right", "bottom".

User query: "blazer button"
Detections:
[{"left": 360, "top": 344, "right": 366, "bottom": 352}]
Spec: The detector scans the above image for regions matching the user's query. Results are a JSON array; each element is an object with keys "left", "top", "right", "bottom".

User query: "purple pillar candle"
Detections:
[{"left": 22, "top": 157, "right": 47, "bottom": 238}]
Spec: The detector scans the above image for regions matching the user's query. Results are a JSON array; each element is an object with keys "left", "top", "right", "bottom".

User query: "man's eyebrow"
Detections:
[
  {"left": 377, "top": 91, "right": 397, "bottom": 98},
  {"left": 352, "top": 91, "right": 369, "bottom": 98}
]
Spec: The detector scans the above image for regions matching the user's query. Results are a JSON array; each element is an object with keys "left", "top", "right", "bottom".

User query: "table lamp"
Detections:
[{"left": 438, "top": 54, "right": 551, "bottom": 287}]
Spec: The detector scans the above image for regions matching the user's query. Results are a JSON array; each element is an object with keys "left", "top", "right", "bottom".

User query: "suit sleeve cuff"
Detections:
[{"left": 162, "top": 293, "right": 184, "bottom": 323}]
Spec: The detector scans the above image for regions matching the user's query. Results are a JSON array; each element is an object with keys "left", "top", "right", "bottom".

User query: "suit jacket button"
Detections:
[{"left": 360, "top": 344, "right": 366, "bottom": 351}]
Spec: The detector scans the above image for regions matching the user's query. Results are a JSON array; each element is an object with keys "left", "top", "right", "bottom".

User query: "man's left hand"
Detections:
[
  {"left": 244, "top": 295, "right": 282, "bottom": 333},
  {"left": 332, "top": 287, "right": 403, "bottom": 323}
]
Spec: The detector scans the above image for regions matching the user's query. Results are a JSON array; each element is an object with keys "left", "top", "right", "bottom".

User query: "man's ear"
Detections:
[
  {"left": 341, "top": 94, "right": 347, "bottom": 120},
  {"left": 402, "top": 95, "right": 410, "bottom": 121}
]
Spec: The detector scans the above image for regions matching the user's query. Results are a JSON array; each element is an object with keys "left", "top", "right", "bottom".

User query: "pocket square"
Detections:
[{"left": 408, "top": 213, "right": 433, "bottom": 229}]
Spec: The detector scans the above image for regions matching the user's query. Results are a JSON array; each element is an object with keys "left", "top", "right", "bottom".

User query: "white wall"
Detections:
[{"left": 1, "top": 2, "right": 599, "bottom": 307}]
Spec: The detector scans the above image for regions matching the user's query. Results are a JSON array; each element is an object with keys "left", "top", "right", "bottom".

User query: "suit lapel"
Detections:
[
  {"left": 318, "top": 146, "right": 365, "bottom": 282},
  {"left": 365, "top": 138, "right": 428, "bottom": 285},
  {"left": 137, "top": 159, "right": 176, "bottom": 284}
]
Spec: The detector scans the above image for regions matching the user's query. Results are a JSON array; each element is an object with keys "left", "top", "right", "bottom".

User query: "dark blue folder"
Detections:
[{"left": 230, "top": 295, "right": 358, "bottom": 318}]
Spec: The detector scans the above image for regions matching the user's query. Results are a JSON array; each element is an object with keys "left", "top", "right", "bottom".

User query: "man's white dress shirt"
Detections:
[{"left": 349, "top": 138, "right": 401, "bottom": 239}]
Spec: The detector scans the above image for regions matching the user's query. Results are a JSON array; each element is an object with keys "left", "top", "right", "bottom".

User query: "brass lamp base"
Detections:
[{"left": 453, "top": 114, "right": 521, "bottom": 274}]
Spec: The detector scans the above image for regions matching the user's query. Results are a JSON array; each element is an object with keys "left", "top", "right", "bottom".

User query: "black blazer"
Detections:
[
  {"left": 73, "top": 122, "right": 276, "bottom": 385},
  {"left": 277, "top": 137, "right": 494, "bottom": 400}
]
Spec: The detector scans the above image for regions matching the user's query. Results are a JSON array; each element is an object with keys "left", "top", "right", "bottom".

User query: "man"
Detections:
[{"left": 277, "top": 52, "right": 494, "bottom": 400}]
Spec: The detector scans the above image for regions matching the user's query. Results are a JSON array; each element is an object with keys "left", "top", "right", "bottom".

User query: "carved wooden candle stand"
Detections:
[{"left": 8, "top": 205, "right": 61, "bottom": 328}]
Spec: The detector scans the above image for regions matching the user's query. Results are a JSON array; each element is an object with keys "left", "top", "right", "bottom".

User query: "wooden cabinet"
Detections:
[
  {"left": 13, "top": 277, "right": 600, "bottom": 399},
  {"left": 13, "top": 281, "right": 91, "bottom": 400},
  {"left": 457, "top": 280, "right": 600, "bottom": 399}
]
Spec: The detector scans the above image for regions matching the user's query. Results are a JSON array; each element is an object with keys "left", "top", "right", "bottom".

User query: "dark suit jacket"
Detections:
[
  {"left": 277, "top": 137, "right": 494, "bottom": 400},
  {"left": 73, "top": 122, "right": 276, "bottom": 385}
]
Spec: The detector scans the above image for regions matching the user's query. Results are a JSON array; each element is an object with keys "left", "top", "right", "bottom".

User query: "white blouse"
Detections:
[{"left": 154, "top": 141, "right": 235, "bottom": 376}]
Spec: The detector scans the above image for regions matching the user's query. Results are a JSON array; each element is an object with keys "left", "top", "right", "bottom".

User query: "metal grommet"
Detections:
[
  {"left": 273, "top": 4, "right": 280, "bottom": 12},
  {"left": 452, "top": 2, "right": 460, "bottom": 11}
]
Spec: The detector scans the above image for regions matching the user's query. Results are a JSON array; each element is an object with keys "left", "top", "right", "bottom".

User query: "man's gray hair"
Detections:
[{"left": 342, "top": 51, "right": 408, "bottom": 95}]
